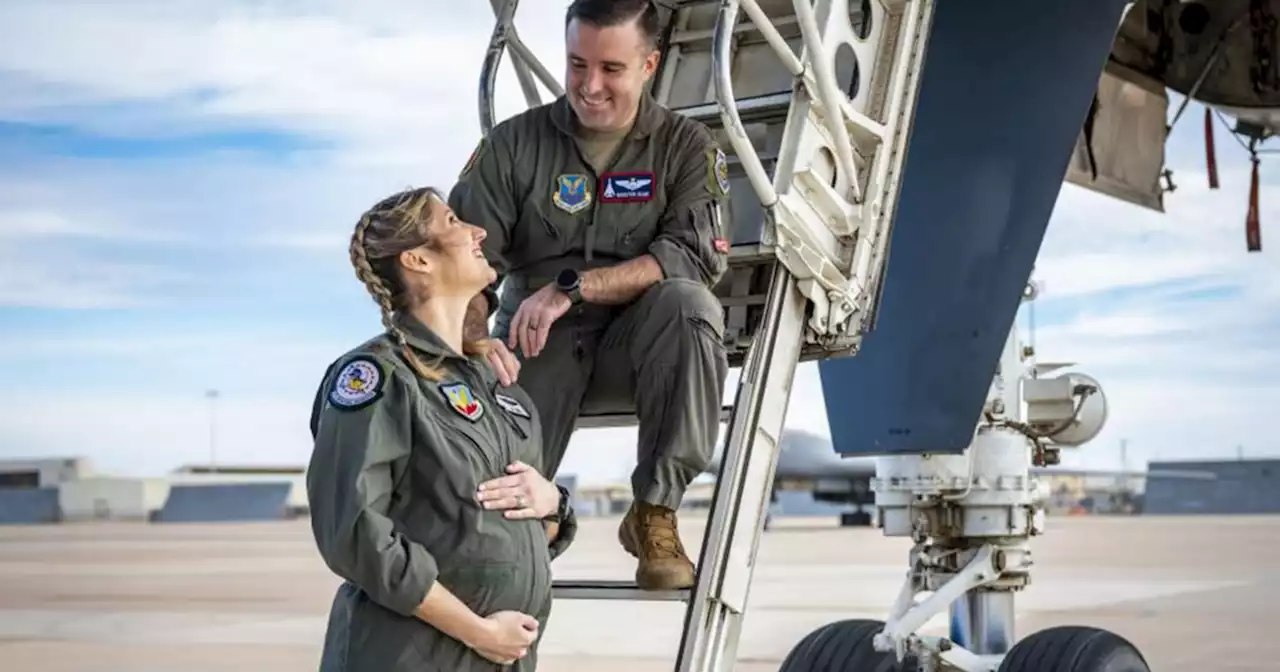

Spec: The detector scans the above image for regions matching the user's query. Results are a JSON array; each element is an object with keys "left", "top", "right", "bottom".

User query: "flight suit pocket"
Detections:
[
  {"left": 440, "top": 562, "right": 523, "bottom": 615},
  {"left": 441, "top": 413, "right": 505, "bottom": 479},
  {"left": 601, "top": 189, "right": 664, "bottom": 259},
  {"left": 522, "top": 199, "right": 581, "bottom": 263}
]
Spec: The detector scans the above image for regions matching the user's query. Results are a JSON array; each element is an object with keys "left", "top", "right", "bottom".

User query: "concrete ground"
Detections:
[{"left": 1, "top": 514, "right": 1277, "bottom": 671}]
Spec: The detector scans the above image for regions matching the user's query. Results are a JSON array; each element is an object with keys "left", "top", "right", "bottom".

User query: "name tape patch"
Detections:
[{"left": 600, "top": 172, "right": 655, "bottom": 203}]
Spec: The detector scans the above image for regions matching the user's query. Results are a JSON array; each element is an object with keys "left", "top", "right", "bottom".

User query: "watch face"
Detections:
[{"left": 557, "top": 269, "right": 578, "bottom": 289}]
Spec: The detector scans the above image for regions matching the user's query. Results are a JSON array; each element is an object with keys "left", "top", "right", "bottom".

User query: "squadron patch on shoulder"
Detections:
[
  {"left": 709, "top": 148, "right": 730, "bottom": 197},
  {"left": 553, "top": 174, "right": 592, "bottom": 214},
  {"left": 494, "top": 392, "right": 531, "bottom": 418},
  {"left": 600, "top": 171, "right": 654, "bottom": 203},
  {"left": 328, "top": 357, "right": 385, "bottom": 411},
  {"left": 439, "top": 382, "right": 484, "bottom": 422}
]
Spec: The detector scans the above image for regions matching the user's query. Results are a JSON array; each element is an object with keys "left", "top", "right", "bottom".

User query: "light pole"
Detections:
[{"left": 205, "top": 389, "right": 219, "bottom": 472}]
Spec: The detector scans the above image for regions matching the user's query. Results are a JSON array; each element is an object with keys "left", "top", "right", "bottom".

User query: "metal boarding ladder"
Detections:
[{"left": 477, "top": 0, "right": 935, "bottom": 669}]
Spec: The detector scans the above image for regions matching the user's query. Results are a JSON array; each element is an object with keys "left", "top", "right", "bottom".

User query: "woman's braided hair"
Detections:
[{"left": 349, "top": 186, "right": 488, "bottom": 382}]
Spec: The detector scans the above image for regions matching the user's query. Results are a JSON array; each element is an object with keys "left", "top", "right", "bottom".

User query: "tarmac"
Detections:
[{"left": 1, "top": 513, "right": 1277, "bottom": 671}]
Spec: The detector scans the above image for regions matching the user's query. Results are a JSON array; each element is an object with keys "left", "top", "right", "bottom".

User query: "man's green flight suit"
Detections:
[
  {"left": 306, "top": 313, "right": 577, "bottom": 671},
  {"left": 448, "top": 93, "right": 731, "bottom": 589}
]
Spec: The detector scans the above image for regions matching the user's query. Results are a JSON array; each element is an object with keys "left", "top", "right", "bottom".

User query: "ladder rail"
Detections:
[
  {"left": 712, "top": 0, "right": 784, "bottom": 209},
  {"left": 792, "top": 0, "right": 862, "bottom": 205},
  {"left": 479, "top": 0, "right": 564, "bottom": 135},
  {"left": 675, "top": 264, "right": 808, "bottom": 672},
  {"left": 487, "top": 0, "right": 541, "bottom": 109}
]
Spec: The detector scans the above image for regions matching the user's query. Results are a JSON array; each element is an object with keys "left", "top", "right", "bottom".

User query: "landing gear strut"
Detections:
[{"left": 781, "top": 285, "right": 1151, "bottom": 672}]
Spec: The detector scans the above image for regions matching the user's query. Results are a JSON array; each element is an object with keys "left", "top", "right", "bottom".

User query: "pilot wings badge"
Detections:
[{"left": 601, "top": 171, "right": 655, "bottom": 203}]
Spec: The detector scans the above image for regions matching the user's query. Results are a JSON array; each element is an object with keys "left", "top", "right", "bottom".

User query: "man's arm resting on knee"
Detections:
[{"left": 578, "top": 255, "right": 664, "bottom": 305}]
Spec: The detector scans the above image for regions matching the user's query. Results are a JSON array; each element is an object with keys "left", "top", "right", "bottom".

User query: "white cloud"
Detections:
[
  {"left": 0, "top": 0, "right": 565, "bottom": 155},
  {"left": 0, "top": 246, "right": 191, "bottom": 309}
]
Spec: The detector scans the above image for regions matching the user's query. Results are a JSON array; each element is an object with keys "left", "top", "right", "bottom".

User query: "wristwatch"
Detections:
[
  {"left": 543, "top": 484, "right": 571, "bottom": 523},
  {"left": 555, "top": 268, "right": 583, "bottom": 305}
]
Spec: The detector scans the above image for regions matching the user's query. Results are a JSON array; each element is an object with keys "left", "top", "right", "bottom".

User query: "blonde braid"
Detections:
[{"left": 349, "top": 211, "right": 446, "bottom": 382}]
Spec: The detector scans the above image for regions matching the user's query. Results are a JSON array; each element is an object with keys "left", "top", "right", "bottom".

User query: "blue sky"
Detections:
[{"left": 1, "top": 1, "right": 1277, "bottom": 482}]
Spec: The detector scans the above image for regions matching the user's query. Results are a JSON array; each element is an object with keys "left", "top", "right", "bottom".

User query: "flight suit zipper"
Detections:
[
  {"left": 470, "top": 368, "right": 548, "bottom": 611},
  {"left": 572, "top": 128, "right": 639, "bottom": 262}
]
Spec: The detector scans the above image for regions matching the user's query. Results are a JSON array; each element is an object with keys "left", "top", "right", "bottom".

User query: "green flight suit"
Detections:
[
  {"left": 306, "top": 312, "right": 576, "bottom": 671},
  {"left": 448, "top": 94, "right": 731, "bottom": 512}
]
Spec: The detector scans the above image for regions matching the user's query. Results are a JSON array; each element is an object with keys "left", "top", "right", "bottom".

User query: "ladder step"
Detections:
[
  {"left": 672, "top": 92, "right": 792, "bottom": 127},
  {"left": 575, "top": 404, "right": 734, "bottom": 430},
  {"left": 551, "top": 579, "right": 691, "bottom": 601}
]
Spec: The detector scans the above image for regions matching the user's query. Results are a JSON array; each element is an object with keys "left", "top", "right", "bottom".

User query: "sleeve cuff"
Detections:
[{"left": 381, "top": 542, "right": 440, "bottom": 616}]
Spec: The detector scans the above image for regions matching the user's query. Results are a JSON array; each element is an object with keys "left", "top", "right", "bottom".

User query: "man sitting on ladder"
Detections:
[{"left": 450, "top": 0, "right": 733, "bottom": 591}]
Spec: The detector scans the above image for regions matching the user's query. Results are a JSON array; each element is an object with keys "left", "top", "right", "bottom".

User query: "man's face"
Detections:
[{"left": 564, "top": 17, "right": 659, "bottom": 132}]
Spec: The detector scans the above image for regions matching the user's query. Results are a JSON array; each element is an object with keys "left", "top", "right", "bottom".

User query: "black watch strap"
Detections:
[{"left": 543, "top": 484, "right": 571, "bottom": 523}]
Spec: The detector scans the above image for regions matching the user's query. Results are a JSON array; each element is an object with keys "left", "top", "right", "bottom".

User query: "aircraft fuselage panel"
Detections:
[{"left": 817, "top": 0, "right": 1132, "bottom": 456}]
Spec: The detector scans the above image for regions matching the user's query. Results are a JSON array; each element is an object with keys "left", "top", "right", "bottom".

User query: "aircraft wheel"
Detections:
[
  {"left": 778, "top": 619, "right": 917, "bottom": 672},
  {"left": 997, "top": 626, "right": 1150, "bottom": 672},
  {"left": 840, "top": 510, "right": 872, "bottom": 527}
]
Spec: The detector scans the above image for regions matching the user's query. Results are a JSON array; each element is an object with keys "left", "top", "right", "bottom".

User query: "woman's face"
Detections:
[{"left": 414, "top": 197, "right": 497, "bottom": 296}]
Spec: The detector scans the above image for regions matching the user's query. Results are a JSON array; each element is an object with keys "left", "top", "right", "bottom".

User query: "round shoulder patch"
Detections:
[{"left": 328, "top": 356, "right": 385, "bottom": 410}]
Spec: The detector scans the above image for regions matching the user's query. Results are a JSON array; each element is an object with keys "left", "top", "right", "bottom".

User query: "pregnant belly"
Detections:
[{"left": 436, "top": 523, "right": 552, "bottom": 618}]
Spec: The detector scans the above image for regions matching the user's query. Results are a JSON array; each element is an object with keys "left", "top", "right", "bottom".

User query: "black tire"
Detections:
[
  {"left": 840, "top": 511, "right": 873, "bottom": 527},
  {"left": 778, "top": 619, "right": 918, "bottom": 672},
  {"left": 998, "top": 626, "right": 1150, "bottom": 672}
]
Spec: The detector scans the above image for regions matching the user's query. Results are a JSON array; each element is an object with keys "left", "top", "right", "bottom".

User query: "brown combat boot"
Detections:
[{"left": 617, "top": 501, "right": 696, "bottom": 590}]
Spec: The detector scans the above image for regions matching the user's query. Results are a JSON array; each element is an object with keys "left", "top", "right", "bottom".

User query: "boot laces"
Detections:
[{"left": 637, "top": 505, "right": 684, "bottom": 559}]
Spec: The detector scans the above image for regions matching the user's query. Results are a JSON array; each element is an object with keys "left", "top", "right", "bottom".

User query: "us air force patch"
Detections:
[
  {"left": 494, "top": 392, "right": 531, "bottom": 418},
  {"left": 553, "top": 174, "right": 592, "bottom": 214},
  {"left": 329, "top": 357, "right": 385, "bottom": 411},
  {"left": 600, "top": 172, "right": 654, "bottom": 203},
  {"left": 439, "top": 382, "right": 484, "bottom": 422}
]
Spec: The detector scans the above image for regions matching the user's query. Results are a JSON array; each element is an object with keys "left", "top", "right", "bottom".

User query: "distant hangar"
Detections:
[{"left": 0, "top": 457, "right": 307, "bottom": 525}]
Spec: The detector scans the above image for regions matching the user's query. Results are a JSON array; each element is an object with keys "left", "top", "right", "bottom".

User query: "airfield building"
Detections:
[{"left": 1142, "top": 458, "right": 1280, "bottom": 515}]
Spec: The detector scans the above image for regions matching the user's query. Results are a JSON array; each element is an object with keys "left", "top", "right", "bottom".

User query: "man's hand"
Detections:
[
  {"left": 507, "top": 284, "right": 571, "bottom": 359},
  {"left": 476, "top": 461, "right": 561, "bottom": 520},
  {"left": 483, "top": 338, "right": 520, "bottom": 386}
]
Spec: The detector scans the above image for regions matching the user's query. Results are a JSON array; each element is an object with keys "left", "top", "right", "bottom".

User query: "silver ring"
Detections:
[{"left": 515, "top": 494, "right": 526, "bottom": 508}]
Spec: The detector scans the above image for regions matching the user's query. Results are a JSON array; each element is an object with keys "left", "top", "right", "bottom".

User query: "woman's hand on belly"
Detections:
[
  {"left": 475, "top": 460, "right": 561, "bottom": 520},
  {"left": 469, "top": 610, "right": 541, "bottom": 665}
]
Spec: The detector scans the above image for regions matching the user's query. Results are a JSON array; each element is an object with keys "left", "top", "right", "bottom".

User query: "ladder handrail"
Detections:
[
  {"left": 713, "top": 0, "right": 791, "bottom": 209},
  {"left": 792, "top": 0, "right": 862, "bottom": 204},
  {"left": 479, "top": 0, "right": 564, "bottom": 135}
]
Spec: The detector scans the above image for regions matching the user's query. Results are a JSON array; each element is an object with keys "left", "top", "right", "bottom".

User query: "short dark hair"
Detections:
[{"left": 565, "top": 0, "right": 662, "bottom": 50}]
